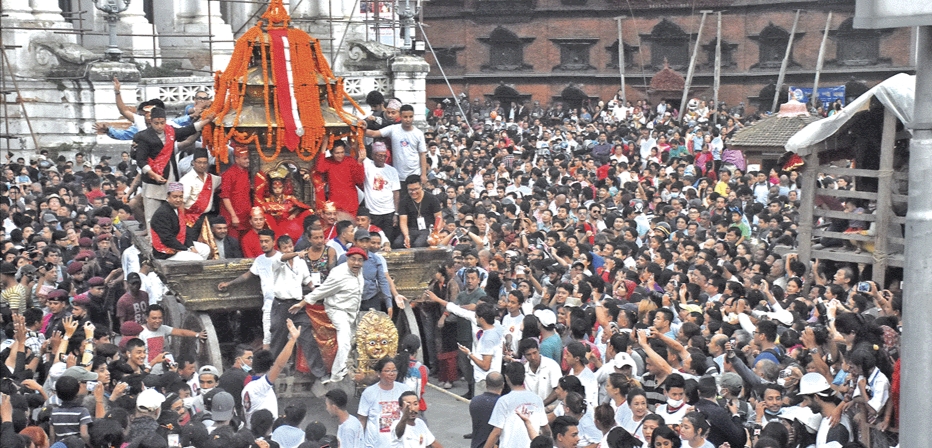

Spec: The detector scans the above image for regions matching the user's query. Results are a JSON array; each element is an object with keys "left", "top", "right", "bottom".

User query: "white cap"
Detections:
[
  {"left": 613, "top": 352, "right": 637, "bottom": 372},
  {"left": 137, "top": 388, "right": 166, "bottom": 412},
  {"left": 798, "top": 372, "right": 831, "bottom": 395},
  {"left": 534, "top": 309, "right": 557, "bottom": 327}
]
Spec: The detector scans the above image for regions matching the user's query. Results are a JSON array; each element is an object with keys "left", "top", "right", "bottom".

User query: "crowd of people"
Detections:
[{"left": 0, "top": 82, "right": 903, "bottom": 448}]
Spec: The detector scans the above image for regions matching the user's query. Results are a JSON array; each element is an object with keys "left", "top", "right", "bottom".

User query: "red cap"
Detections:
[{"left": 346, "top": 246, "right": 368, "bottom": 260}]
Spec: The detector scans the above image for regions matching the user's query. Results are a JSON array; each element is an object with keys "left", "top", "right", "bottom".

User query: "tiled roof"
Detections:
[
  {"left": 650, "top": 64, "right": 685, "bottom": 91},
  {"left": 729, "top": 114, "right": 821, "bottom": 148}
]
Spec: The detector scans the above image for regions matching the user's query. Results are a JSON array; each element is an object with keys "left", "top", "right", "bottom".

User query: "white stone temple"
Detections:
[{"left": 0, "top": 0, "right": 428, "bottom": 155}]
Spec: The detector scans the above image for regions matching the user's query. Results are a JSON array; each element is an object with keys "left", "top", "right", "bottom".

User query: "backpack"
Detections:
[{"left": 761, "top": 347, "right": 787, "bottom": 365}]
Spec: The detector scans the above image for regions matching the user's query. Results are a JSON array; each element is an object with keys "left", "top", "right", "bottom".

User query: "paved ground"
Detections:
[{"left": 280, "top": 376, "right": 478, "bottom": 447}]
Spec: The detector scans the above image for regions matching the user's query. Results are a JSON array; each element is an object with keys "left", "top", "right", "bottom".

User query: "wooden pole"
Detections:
[
  {"left": 680, "top": 10, "right": 710, "bottom": 123},
  {"left": 812, "top": 12, "right": 833, "bottom": 110},
  {"left": 798, "top": 149, "right": 819, "bottom": 290},
  {"left": 872, "top": 109, "right": 897, "bottom": 288},
  {"left": 713, "top": 12, "right": 722, "bottom": 125},
  {"left": 616, "top": 16, "right": 627, "bottom": 105},
  {"left": 772, "top": 9, "right": 801, "bottom": 113}
]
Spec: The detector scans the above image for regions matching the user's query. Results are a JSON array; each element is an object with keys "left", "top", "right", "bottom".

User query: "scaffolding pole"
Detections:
[
  {"left": 679, "top": 10, "right": 710, "bottom": 121},
  {"left": 772, "top": 9, "right": 801, "bottom": 113},
  {"left": 811, "top": 12, "right": 832, "bottom": 110}
]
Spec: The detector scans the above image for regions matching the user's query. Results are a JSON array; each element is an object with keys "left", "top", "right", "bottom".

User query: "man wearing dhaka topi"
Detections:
[{"left": 150, "top": 182, "right": 211, "bottom": 261}]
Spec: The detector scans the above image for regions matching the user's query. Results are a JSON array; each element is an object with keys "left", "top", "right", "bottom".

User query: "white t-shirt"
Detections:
[
  {"left": 363, "top": 159, "right": 401, "bottom": 215},
  {"left": 242, "top": 374, "right": 277, "bottom": 429},
  {"left": 250, "top": 252, "right": 283, "bottom": 307},
  {"left": 524, "top": 356, "right": 562, "bottom": 402},
  {"left": 338, "top": 416, "right": 365, "bottom": 448},
  {"left": 571, "top": 367, "right": 599, "bottom": 411},
  {"left": 379, "top": 124, "right": 427, "bottom": 179},
  {"left": 473, "top": 325, "right": 504, "bottom": 383},
  {"left": 138, "top": 325, "right": 173, "bottom": 351},
  {"left": 655, "top": 402, "right": 688, "bottom": 426},
  {"left": 390, "top": 418, "right": 435, "bottom": 448},
  {"left": 489, "top": 390, "right": 547, "bottom": 448},
  {"left": 500, "top": 313, "right": 523, "bottom": 355},
  {"left": 358, "top": 382, "right": 413, "bottom": 448}
]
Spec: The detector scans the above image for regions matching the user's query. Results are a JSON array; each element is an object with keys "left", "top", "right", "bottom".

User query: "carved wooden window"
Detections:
[
  {"left": 703, "top": 38, "right": 737, "bottom": 68},
  {"left": 550, "top": 39, "right": 597, "bottom": 71},
  {"left": 755, "top": 24, "right": 791, "bottom": 69},
  {"left": 606, "top": 40, "right": 637, "bottom": 69},
  {"left": 834, "top": 18, "right": 881, "bottom": 66},
  {"left": 433, "top": 47, "right": 462, "bottom": 68},
  {"left": 648, "top": 20, "right": 689, "bottom": 70},
  {"left": 481, "top": 27, "right": 533, "bottom": 71}
]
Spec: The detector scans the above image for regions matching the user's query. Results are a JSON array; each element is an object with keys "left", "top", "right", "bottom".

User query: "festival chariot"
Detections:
[{"left": 130, "top": 0, "right": 449, "bottom": 395}]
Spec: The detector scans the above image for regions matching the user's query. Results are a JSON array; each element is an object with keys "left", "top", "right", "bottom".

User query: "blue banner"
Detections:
[{"left": 788, "top": 85, "right": 846, "bottom": 107}]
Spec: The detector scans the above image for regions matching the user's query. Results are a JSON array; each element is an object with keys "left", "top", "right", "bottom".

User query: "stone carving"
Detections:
[
  {"left": 345, "top": 40, "right": 396, "bottom": 71},
  {"left": 26, "top": 39, "right": 100, "bottom": 77}
]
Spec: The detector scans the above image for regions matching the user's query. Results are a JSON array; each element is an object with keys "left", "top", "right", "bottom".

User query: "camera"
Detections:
[{"left": 857, "top": 281, "right": 871, "bottom": 293}]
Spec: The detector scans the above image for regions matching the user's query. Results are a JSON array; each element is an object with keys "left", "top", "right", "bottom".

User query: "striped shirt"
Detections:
[{"left": 50, "top": 401, "right": 92, "bottom": 438}]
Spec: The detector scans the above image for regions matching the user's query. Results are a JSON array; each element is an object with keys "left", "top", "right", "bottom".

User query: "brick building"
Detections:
[{"left": 420, "top": 0, "right": 914, "bottom": 114}]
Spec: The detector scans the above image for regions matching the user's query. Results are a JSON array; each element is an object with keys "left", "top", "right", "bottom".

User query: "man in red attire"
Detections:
[
  {"left": 320, "top": 201, "right": 338, "bottom": 240},
  {"left": 220, "top": 144, "right": 253, "bottom": 239},
  {"left": 315, "top": 140, "right": 364, "bottom": 216},
  {"left": 239, "top": 207, "right": 267, "bottom": 258}
]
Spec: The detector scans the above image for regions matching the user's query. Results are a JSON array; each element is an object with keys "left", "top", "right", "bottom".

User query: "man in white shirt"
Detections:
[
  {"left": 391, "top": 391, "right": 442, "bottom": 448},
  {"left": 425, "top": 293, "right": 503, "bottom": 394},
  {"left": 519, "top": 338, "right": 561, "bottom": 402},
  {"left": 365, "top": 104, "right": 428, "bottom": 188},
  {"left": 361, "top": 141, "right": 400, "bottom": 244},
  {"left": 242, "top": 319, "right": 300, "bottom": 429},
  {"left": 218, "top": 229, "right": 309, "bottom": 350},
  {"left": 290, "top": 246, "right": 367, "bottom": 384},
  {"left": 483, "top": 362, "right": 550, "bottom": 448}
]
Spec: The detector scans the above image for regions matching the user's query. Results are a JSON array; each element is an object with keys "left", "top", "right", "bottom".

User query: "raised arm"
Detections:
[
  {"left": 268, "top": 319, "right": 300, "bottom": 382},
  {"left": 112, "top": 78, "right": 136, "bottom": 121}
]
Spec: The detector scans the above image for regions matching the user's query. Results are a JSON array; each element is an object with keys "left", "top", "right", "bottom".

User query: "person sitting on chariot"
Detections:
[
  {"left": 240, "top": 207, "right": 269, "bottom": 258},
  {"left": 256, "top": 167, "right": 314, "bottom": 242},
  {"left": 150, "top": 182, "right": 211, "bottom": 261}
]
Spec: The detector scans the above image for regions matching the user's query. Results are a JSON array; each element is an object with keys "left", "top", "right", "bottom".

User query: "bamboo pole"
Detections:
[
  {"left": 616, "top": 16, "right": 627, "bottom": 105},
  {"left": 679, "top": 10, "right": 710, "bottom": 123},
  {"left": 772, "top": 9, "right": 801, "bottom": 113},
  {"left": 812, "top": 12, "right": 833, "bottom": 110},
  {"left": 712, "top": 11, "right": 722, "bottom": 125}
]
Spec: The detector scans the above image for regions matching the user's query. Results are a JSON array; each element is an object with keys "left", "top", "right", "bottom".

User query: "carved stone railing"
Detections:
[
  {"left": 340, "top": 70, "right": 393, "bottom": 103},
  {"left": 137, "top": 71, "right": 391, "bottom": 111},
  {"left": 136, "top": 76, "right": 215, "bottom": 107}
]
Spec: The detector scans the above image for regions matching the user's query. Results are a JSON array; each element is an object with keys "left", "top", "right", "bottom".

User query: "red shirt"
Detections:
[
  {"left": 315, "top": 156, "right": 364, "bottom": 215},
  {"left": 219, "top": 164, "right": 253, "bottom": 231},
  {"left": 240, "top": 229, "right": 263, "bottom": 258}
]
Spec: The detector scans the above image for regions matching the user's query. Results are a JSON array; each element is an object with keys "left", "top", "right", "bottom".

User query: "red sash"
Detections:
[
  {"left": 184, "top": 175, "right": 213, "bottom": 227},
  {"left": 151, "top": 208, "right": 186, "bottom": 255},
  {"left": 147, "top": 126, "right": 176, "bottom": 176}
]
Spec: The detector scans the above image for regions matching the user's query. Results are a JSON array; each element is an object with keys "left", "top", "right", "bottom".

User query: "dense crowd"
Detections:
[{"left": 0, "top": 84, "right": 902, "bottom": 448}]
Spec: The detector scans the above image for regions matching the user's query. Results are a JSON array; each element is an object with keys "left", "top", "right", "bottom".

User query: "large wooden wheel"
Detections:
[{"left": 177, "top": 311, "right": 224, "bottom": 371}]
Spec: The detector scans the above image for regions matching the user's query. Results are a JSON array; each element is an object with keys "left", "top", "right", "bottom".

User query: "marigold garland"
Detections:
[{"left": 203, "top": 0, "right": 365, "bottom": 166}]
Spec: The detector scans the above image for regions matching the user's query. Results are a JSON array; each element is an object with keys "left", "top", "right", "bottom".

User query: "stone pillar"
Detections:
[
  {"left": 391, "top": 55, "right": 430, "bottom": 128},
  {"left": 226, "top": 0, "right": 258, "bottom": 37},
  {"left": 291, "top": 0, "right": 315, "bottom": 19},
  {"left": 29, "top": 0, "right": 67, "bottom": 24},
  {"left": 157, "top": 0, "right": 234, "bottom": 71},
  {"left": 2, "top": 0, "right": 34, "bottom": 21}
]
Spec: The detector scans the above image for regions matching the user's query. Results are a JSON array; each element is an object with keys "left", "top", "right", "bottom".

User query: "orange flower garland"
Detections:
[{"left": 202, "top": 0, "right": 368, "bottom": 167}]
